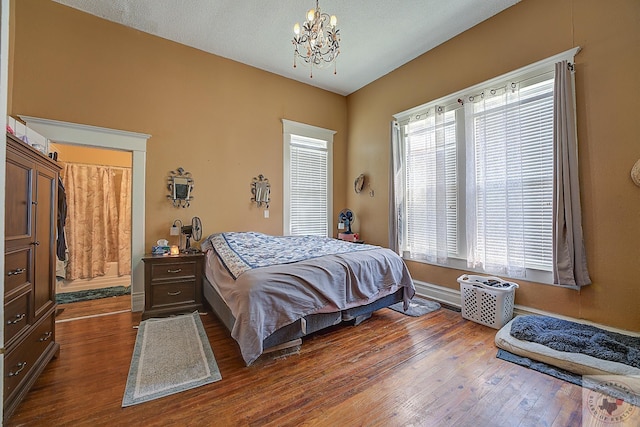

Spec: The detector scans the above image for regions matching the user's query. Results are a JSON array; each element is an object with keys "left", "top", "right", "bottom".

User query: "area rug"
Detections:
[
  {"left": 388, "top": 298, "right": 441, "bottom": 317},
  {"left": 56, "top": 286, "right": 130, "bottom": 304},
  {"left": 122, "top": 312, "right": 222, "bottom": 407},
  {"left": 497, "top": 349, "right": 640, "bottom": 408}
]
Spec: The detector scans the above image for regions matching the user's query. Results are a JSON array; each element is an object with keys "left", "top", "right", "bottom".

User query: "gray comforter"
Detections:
[{"left": 203, "top": 233, "right": 415, "bottom": 365}]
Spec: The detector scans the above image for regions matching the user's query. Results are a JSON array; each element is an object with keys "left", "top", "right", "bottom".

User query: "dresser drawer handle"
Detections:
[
  {"left": 8, "top": 362, "right": 27, "bottom": 377},
  {"left": 167, "top": 268, "right": 182, "bottom": 274},
  {"left": 167, "top": 290, "right": 182, "bottom": 296},
  {"left": 31, "top": 241, "right": 40, "bottom": 246},
  {"left": 7, "top": 313, "right": 26, "bottom": 325},
  {"left": 7, "top": 268, "right": 26, "bottom": 276},
  {"left": 39, "top": 331, "right": 53, "bottom": 342}
]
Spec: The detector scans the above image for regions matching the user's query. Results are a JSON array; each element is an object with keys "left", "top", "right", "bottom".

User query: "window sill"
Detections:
[{"left": 402, "top": 253, "right": 553, "bottom": 286}]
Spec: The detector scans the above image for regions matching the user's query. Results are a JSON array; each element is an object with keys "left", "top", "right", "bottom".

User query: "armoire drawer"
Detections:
[
  {"left": 4, "top": 248, "right": 32, "bottom": 296},
  {"left": 4, "top": 313, "right": 55, "bottom": 402},
  {"left": 4, "top": 291, "right": 31, "bottom": 346}
]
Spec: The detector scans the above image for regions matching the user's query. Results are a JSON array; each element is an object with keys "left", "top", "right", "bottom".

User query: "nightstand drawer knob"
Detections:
[
  {"left": 167, "top": 290, "right": 182, "bottom": 296},
  {"left": 167, "top": 268, "right": 182, "bottom": 274}
]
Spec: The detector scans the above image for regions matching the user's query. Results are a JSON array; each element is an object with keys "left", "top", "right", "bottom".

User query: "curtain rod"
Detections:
[
  {"left": 394, "top": 46, "right": 581, "bottom": 121},
  {"left": 60, "top": 161, "right": 131, "bottom": 171}
]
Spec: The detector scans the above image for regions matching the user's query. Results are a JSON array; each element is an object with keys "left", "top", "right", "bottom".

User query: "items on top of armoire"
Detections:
[{"left": 6, "top": 115, "right": 49, "bottom": 155}]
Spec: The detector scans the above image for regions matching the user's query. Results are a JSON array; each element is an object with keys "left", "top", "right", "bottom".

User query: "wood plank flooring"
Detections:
[
  {"left": 55, "top": 294, "right": 132, "bottom": 321},
  {"left": 6, "top": 300, "right": 594, "bottom": 426}
]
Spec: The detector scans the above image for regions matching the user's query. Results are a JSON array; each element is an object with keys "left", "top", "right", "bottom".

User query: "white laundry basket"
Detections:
[{"left": 457, "top": 274, "right": 519, "bottom": 329}]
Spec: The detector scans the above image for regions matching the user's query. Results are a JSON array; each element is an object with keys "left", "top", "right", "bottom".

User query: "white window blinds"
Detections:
[
  {"left": 289, "top": 136, "right": 329, "bottom": 236},
  {"left": 282, "top": 119, "right": 334, "bottom": 237},
  {"left": 403, "top": 107, "right": 458, "bottom": 264},
  {"left": 465, "top": 76, "right": 554, "bottom": 276}
]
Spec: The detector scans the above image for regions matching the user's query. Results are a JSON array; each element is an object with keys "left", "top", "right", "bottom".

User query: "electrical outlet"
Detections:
[{"left": 264, "top": 209, "right": 269, "bottom": 218}]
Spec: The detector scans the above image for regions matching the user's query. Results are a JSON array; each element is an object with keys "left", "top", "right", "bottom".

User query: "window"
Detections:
[
  {"left": 283, "top": 119, "right": 334, "bottom": 236},
  {"left": 393, "top": 49, "right": 579, "bottom": 283},
  {"left": 404, "top": 107, "right": 459, "bottom": 264}
]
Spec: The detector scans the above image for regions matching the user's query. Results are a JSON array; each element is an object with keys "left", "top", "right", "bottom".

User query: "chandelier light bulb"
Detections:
[
  {"left": 293, "top": 23, "right": 300, "bottom": 35},
  {"left": 307, "top": 9, "right": 315, "bottom": 22},
  {"left": 330, "top": 15, "right": 337, "bottom": 27}
]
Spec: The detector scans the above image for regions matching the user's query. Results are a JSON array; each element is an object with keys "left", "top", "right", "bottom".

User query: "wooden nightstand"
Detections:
[{"left": 141, "top": 252, "right": 204, "bottom": 320}]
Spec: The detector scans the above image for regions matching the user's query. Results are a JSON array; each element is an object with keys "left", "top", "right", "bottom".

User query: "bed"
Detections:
[{"left": 201, "top": 232, "right": 415, "bottom": 365}]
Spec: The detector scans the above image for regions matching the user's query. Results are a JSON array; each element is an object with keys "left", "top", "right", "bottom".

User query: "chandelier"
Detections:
[{"left": 292, "top": 0, "right": 341, "bottom": 77}]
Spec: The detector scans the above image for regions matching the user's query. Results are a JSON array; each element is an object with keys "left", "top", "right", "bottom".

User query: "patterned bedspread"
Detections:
[{"left": 203, "top": 231, "right": 379, "bottom": 279}]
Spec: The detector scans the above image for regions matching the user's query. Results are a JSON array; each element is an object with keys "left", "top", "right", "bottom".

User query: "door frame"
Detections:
[{"left": 20, "top": 116, "right": 150, "bottom": 313}]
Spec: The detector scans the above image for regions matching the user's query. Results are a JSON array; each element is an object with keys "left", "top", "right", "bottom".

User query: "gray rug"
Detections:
[
  {"left": 56, "top": 286, "right": 130, "bottom": 304},
  {"left": 497, "top": 349, "right": 640, "bottom": 408},
  {"left": 122, "top": 312, "right": 222, "bottom": 407},
  {"left": 388, "top": 298, "right": 441, "bottom": 317}
]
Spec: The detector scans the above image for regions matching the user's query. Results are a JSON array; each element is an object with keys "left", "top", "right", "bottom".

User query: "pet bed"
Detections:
[{"left": 495, "top": 315, "right": 640, "bottom": 377}]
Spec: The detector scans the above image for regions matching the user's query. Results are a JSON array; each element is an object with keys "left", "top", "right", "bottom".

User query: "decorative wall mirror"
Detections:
[
  {"left": 251, "top": 174, "right": 270, "bottom": 208},
  {"left": 167, "top": 167, "right": 194, "bottom": 208}
]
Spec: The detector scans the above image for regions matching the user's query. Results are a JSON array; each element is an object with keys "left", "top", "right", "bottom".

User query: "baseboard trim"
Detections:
[
  {"left": 132, "top": 291, "right": 144, "bottom": 313},
  {"left": 413, "top": 279, "right": 639, "bottom": 336},
  {"left": 414, "top": 280, "right": 461, "bottom": 310}
]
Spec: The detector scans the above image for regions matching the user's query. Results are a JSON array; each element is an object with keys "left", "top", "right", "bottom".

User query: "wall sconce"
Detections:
[
  {"left": 167, "top": 167, "right": 194, "bottom": 208},
  {"left": 251, "top": 174, "right": 271, "bottom": 208}
]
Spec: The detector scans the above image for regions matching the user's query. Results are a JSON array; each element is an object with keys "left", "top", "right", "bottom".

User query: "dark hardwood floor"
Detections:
[
  {"left": 55, "top": 294, "right": 131, "bottom": 321},
  {"left": 6, "top": 299, "right": 596, "bottom": 426}
]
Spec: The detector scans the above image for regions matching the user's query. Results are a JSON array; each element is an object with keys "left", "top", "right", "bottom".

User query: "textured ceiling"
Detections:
[{"left": 53, "top": 0, "right": 520, "bottom": 95}]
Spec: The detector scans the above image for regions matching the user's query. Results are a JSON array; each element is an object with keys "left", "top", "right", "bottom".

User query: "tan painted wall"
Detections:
[
  {"left": 49, "top": 143, "right": 132, "bottom": 168},
  {"left": 347, "top": 0, "right": 640, "bottom": 331},
  {"left": 9, "top": 0, "right": 348, "bottom": 251}
]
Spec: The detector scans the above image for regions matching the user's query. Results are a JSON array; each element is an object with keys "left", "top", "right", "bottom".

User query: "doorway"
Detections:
[
  {"left": 20, "top": 115, "right": 149, "bottom": 315},
  {"left": 51, "top": 143, "right": 132, "bottom": 311}
]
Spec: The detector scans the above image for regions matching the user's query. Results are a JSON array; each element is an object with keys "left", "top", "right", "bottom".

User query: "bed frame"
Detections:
[{"left": 203, "top": 275, "right": 404, "bottom": 355}]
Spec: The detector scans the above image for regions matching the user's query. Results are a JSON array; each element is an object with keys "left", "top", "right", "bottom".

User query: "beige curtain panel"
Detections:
[
  {"left": 64, "top": 163, "right": 132, "bottom": 280},
  {"left": 552, "top": 60, "right": 591, "bottom": 288}
]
